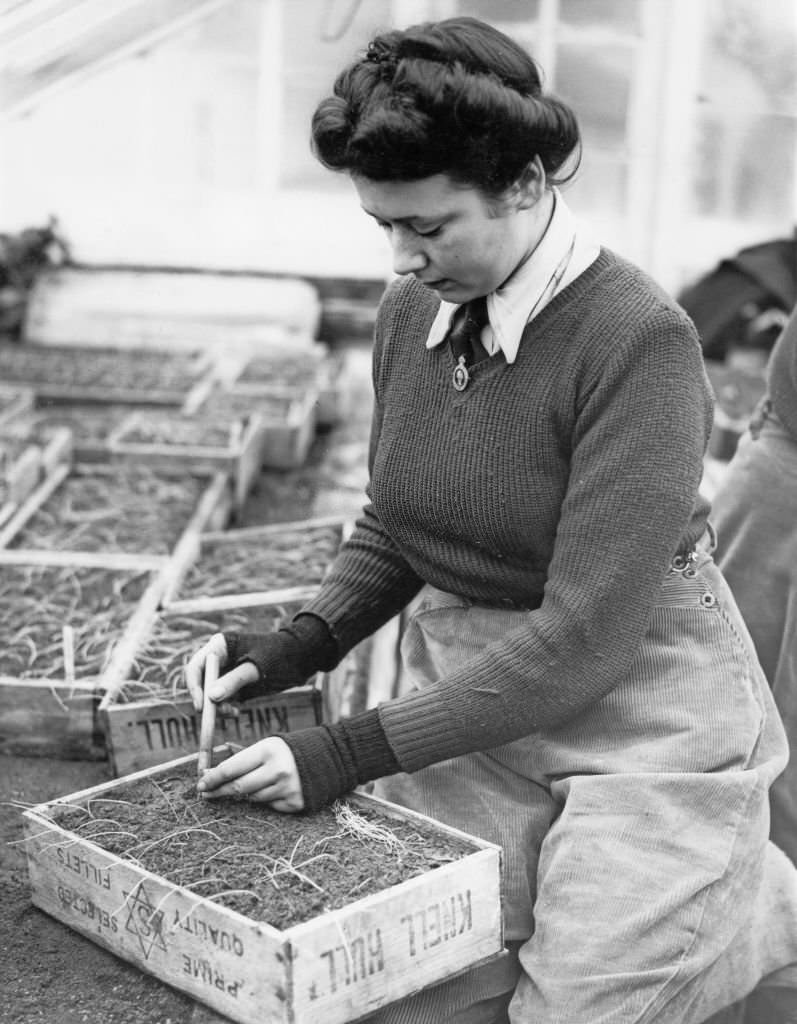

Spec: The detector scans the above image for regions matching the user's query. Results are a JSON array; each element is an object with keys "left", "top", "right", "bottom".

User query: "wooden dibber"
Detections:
[{"left": 197, "top": 651, "right": 220, "bottom": 776}]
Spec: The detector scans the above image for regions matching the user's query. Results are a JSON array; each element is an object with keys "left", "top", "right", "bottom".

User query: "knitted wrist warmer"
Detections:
[
  {"left": 281, "top": 708, "right": 401, "bottom": 812},
  {"left": 223, "top": 613, "right": 339, "bottom": 698}
]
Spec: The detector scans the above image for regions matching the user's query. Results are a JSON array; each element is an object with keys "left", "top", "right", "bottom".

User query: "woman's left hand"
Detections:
[{"left": 196, "top": 736, "right": 304, "bottom": 812}]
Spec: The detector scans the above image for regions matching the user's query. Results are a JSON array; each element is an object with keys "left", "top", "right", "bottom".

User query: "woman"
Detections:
[{"left": 186, "top": 18, "right": 797, "bottom": 1023}]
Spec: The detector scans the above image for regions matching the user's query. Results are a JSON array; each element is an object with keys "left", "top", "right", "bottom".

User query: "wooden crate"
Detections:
[
  {"left": 107, "top": 411, "right": 264, "bottom": 510},
  {"left": 0, "top": 550, "right": 168, "bottom": 759},
  {"left": 10, "top": 400, "right": 159, "bottom": 462},
  {"left": 22, "top": 749, "right": 504, "bottom": 1024},
  {"left": 0, "top": 341, "right": 213, "bottom": 406},
  {"left": 98, "top": 594, "right": 326, "bottom": 776},
  {"left": 155, "top": 514, "right": 402, "bottom": 732},
  {"left": 0, "top": 464, "right": 232, "bottom": 556},
  {"left": 228, "top": 342, "right": 346, "bottom": 429},
  {"left": 185, "top": 385, "right": 317, "bottom": 470},
  {"left": 160, "top": 514, "right": 352, "bottom": 609}
]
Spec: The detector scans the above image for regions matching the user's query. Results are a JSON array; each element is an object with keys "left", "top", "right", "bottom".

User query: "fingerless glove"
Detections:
[
  {"left": 281, "top": 709, "right": 401, "bottom": 812},
  {"left": 223, "top": 613, "right": 339, "bottom": 700}
]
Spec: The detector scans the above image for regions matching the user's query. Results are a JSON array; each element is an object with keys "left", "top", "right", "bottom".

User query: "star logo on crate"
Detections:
[{"left": 123, "top": 882, "right": 168, "bottom": 960}]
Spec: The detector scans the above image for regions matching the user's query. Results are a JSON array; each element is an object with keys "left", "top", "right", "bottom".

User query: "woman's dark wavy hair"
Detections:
[{"left": 311, "top": 17, "right": 581, "bottom": 197}]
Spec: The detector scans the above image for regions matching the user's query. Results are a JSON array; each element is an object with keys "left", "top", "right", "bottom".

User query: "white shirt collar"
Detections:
[{"left": 426, "top": 190, "right": 597, "bottom": 364}]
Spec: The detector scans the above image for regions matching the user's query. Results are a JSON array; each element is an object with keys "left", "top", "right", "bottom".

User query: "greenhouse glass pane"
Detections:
[
  {"left": 554, "top": 42, "right": 632, "bottom": 151},
  {"left": 560, "top": 0, "right": 641, "bottom": 34},
  {"left": 692, "top": 114, "right": 796, "bottom": 222},
  {"left": 457, "top": 0, "right": 541, "bottom": 22},
  {"left": 281, "top": 0, "right": 393, "bottom": 189}
]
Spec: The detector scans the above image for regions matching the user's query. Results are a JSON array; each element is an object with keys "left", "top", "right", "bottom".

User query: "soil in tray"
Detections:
[
  {"left": 117, "top": 414, "right": 245, "bottom": 449},
  {"left": 10, "top": 464, "right": 208, "bottom": 555},
  {"left": 175, "top": 524, "right": 342, "bottom": 603},
  {"left": 0, "top": 565, "right": 151, "bottom": 679},
  {"left": 0, "top": 344, "right": 202, "bottom": 392},
  {"left": 47, "top": 761, "right": 474, "bottom": 929},
  {"left": 23, "top": 401, "right": 179, "bottom": 445},
  {"left": 236, "top": 352, "right": 323, "bottom": 389}
]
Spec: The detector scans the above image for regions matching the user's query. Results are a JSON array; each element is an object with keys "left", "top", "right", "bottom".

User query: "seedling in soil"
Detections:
[
  {"left": 173, "top": 524, "right": 342, "bottom": 603},
  {"left": 9, "top": 464, "right": 208, "bottom": 555},
  {"left": 0, "top": 564, "right": 151, "bottom": 681}
]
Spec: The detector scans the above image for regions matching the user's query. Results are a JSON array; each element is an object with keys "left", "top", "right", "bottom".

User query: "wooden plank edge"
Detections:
[
  {"left": 96, "top": 569, "right": 169, "bottom": 711},
  {"left": 0, "top": 548, "right": 168, "bottom": 571},
  {"left": 198, "top": 512, "right": 352, "bottom": 543},
  {"left": 161, "top": 586, "right": 320, "bottom": 616}
]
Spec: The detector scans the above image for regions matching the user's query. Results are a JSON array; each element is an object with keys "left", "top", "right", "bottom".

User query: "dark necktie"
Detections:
[{"left": 447, "top": 296, "right": 489, "bottom": 391}]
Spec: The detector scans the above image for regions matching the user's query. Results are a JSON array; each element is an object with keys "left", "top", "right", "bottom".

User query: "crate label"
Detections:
[
  {"left": 108, "top": 691, "right": 320, "bottom": 774},
  {"left": 311, "top": 887, "right": 473, "bottom": 999}
]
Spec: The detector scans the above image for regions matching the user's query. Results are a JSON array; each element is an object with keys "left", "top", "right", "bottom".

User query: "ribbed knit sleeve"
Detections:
[{"left": 768, "top": 307, "right": 797, "bottom": 442}]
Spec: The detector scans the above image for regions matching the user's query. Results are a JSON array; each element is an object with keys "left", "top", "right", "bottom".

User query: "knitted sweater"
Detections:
[
  {"left": 768, "top": 308, "right": 797, "bottom": 441},
  {"left": 290, "top": 248, "right": 713, "bottom": 794}
]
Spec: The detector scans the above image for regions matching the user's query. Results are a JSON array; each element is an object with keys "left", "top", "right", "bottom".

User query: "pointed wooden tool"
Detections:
[{"left": 197, "top": 651, "right": 220, "bottom": 777}]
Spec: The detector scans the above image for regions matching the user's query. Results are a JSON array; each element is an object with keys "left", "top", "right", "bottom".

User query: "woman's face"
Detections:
[{"left": 353, "top": 173, "right": 547, "bottom": 304}]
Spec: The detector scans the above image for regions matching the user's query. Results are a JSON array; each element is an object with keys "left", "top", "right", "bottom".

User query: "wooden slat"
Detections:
[{"left": 0, "top": 547, "right": 167, "bottom": 571}]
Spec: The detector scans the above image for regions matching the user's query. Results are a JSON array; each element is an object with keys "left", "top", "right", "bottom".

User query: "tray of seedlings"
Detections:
[
  {"left": 225, "top": 342, "right": 344, "bottom": 429},
  {"left": 160, "top": 514, "right": 352, "bottom": 610},
  {"left": 155, "top": 514, "right": 385, "bottom": 729},
  {"left": 98, "top": 596, "right": 327, "bottom": 776},
  {"left": 184, "top": 384, "right": 317, "bottom": 470},
  {"left": 9, "top": 400, "right": 183, "bottom": 462},
  {"left": 0, "top": 342, "right": 213, "bottom": 406},
  {"left": 22, "top": 747, "right": 503, "bottom": 1023},
  {"left": 106, "top": 410, "right": 264, "bottom": 511},
  {"left": 0, "top": 551, "right": 167, "bottom": 758},
  {"left": 0, "top": 462, "right": 232, "bottom": 559},
  {"left": 0, "top": 382, "right": 35, "bottom": 427}
]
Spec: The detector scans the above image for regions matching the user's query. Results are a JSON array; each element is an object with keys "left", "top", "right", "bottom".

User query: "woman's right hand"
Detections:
[{"left": 185, "top": 632, "right": 259, "bottom": 714}]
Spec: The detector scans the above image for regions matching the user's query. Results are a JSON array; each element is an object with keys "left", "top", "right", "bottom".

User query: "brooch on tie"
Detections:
[{"left": 453, "top": 355, "right": 470, "bottom": 391}]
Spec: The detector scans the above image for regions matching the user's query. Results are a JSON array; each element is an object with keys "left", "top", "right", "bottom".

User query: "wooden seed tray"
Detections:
[
  {"left": 229, "top": 344, "right": 345, "bottom": 429},
  {"left": 15, "top": 399, "right": 184, "bottom": 462},
  {"left": 23, "top": 748, "right": 503, "bottom": 1024},
  {"left": 98, "top": 595, "right": 326, "bottom": 776},
  {"left": 0, "top": 551, "right": 168, "bottom": 759},
  {"left": 159, "top": 514, "right": 352, "bottom": 610},
  {"left": 0, "top": 464, "right": 232, "bottom": 557},
  {"left": 0, "top": 342, "right": 213, "bottom": 405},
  {"left": 107, "top": 411, "right": 264, "bottom": 510},
  {"left": 184, "top": 385, "right": 317, "bottom": 470}
]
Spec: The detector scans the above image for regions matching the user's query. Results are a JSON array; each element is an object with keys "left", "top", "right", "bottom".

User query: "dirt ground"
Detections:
[{"left": 1, "top": 347, "right": 375, "bottom": 1024}]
